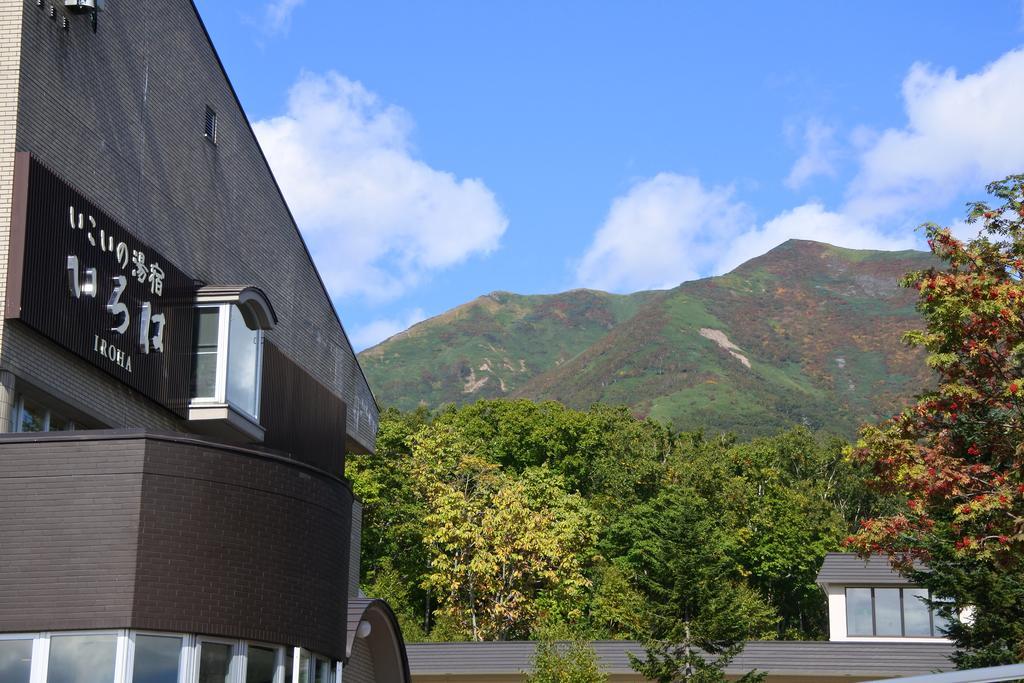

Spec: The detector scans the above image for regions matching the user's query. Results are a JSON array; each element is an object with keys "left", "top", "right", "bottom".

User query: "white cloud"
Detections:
[
  {"left": 350, "top": 308, "right": 427, "bottom": 351},
  {"left": 263, "top": 0, "right": 305, "bottom": 35},
  {"left": 254, "top": 72, "right": 508, "bottom": 302},
  {"left": 575, "top": 177, "right": 913, "bottom": 292},
  {"left": 845, "top": 48, "right": 1024, "bottom": 221},
  {"left": 719, "top": 204, "right": 915, "bottom": 273},
  {"left": 785, "top": 118, "right": 839, "bottom": 189},
  {"left": 576, "top": 47, "right": 1024, "bottom": 292},
  {"left": 575, "top": 174, "right": 755, "bottom": 292}
]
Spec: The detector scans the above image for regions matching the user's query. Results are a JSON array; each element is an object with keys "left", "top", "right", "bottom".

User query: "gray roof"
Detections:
[
  {"left": 817, "top": 552, "right": 920, "bottom": 586},
  {"left": 406, "top": 640, "right": 954, "bottom": 678}
]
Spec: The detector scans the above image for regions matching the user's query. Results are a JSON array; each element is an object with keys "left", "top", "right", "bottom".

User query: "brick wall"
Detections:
[
  {"left": 0, "top": 436, "right": 144, "bottom": 630},
  {"left": 0, "top": 432, "right": 353, "bottom": 661},
  {"left": 0, "top": 1, "right": 24, "bottom": 429},
  {"left": 350, "top": 500, "right": 363, "bottom": 598},
  {"left": 3, "top": 0, "right": 377, "bottom": 452},
  {"left": 346, "top": 637, "right": 377, "bottom": 683}
]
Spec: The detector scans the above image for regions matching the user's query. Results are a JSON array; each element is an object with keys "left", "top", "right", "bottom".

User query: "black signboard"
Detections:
[{"left": 6, "top": 154, "right": 197, "bottom": 418}]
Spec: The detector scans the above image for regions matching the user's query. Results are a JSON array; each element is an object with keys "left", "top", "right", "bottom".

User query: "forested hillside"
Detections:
[
  {"left": 349, "top": 400, "right": 891, "bottom": 643},
  {"left": 359, "top": 241, "right": 936, "bottom": 438}
]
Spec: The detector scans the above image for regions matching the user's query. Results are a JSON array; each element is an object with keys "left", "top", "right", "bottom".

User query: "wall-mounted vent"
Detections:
[
  {"left": 63, "top": 0, "right": 105, "bottom": 32},
  {"left": 204, "top": 107, "right": 218, "bottom": 144},
  {"left": 64, "top": 0, "right": 106, "bottom": 10}
]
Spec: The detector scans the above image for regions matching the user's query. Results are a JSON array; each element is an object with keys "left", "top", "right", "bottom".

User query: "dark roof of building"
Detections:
[
  {"left": 405, "top": 640, "right": 954, "bottom": 678},
  {"left": 817, "top": 552, "right": 920, "bottom": 586}
]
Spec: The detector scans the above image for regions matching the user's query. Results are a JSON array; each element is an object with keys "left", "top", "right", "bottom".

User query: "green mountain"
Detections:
[{"left": 358, "top": 240, "right": 937, "bottom": 438}]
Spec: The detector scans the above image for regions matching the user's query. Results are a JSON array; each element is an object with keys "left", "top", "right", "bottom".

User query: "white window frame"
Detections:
[
  {"left": 190, "top": 304, "right": 231, "bottom": 406},
  {"left": 190, "top": 303, "right": 264, "bottom": 423},
  {"left": 31, "top": 630, "right": 129, "bottom": 683},
  {"left": 291, "top": 647, "right": 305, "bottom": 683}
]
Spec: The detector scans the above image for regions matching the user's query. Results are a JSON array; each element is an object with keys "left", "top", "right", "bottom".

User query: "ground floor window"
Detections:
[
  {"left": 47, "top": 633, "right": 118, "bottom": 683},
  {"left": 9, "top": 395, "right": 78, "bottom": 433},
  {"left": 132, "top": 634, "right": 183, "bottom": 683},
  {"left": 0, "top": 635, "right": 33, "bottom": 682},
  {"left": 0, "top": 631, "right": 340, "bottom": 683}
]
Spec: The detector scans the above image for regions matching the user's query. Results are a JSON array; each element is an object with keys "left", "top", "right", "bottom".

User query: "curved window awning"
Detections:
[{"left": 196, "top": 285, "right": 277, "bottom": 330}]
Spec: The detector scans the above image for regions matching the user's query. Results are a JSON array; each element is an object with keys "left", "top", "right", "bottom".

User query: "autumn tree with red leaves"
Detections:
[{"left": 847, "top": 175, "right": 1024, "bottom": 667}]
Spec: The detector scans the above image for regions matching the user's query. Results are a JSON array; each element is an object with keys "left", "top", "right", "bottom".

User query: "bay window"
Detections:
[{"left": 190, "top": 304, "right": 262, "bottom": 421}]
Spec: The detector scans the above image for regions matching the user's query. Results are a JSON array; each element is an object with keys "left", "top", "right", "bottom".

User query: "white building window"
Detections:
[
  {"left": 1, "top": 631, "right": 341, "bottom": 683},
  {"left": 0, "top": 634, "right": 34, "bottom": 682},
  {"left": 195, "top": 639, "right": 234, "bottom": 683},
  {"left": 188, "top": 286, "right": 276, "bottom": 442},
  {"left": 130, "top": 633, "right": 185, "bottom": 683},
  {"left": 190, "top": 303, "right": 263, "bottom": 422},
  {"left": 47, "top": 633, "right": 119, "bottom": 683},
  {"left": 846, "top": 587, "right": 949, "bottom": 637}
]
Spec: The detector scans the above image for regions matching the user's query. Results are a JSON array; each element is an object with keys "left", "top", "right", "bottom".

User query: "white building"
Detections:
[{"left": 817, "top": 552, "right": 953, "bottom": 642}]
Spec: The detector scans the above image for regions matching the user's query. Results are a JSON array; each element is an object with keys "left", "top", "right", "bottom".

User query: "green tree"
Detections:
[
  {"left": 349, "top": 406, "right": 432, "bottom": 635},
  {"left": 602, "top": 483, "right": 778, "bottom": 642},
  {"left": 848, "top": 176, "right": 1024, "bottom": 666},
  {"left": 411, "top": 421, "right": 600, "bottom": 640},
  {"left": 652, "top": 429, "right": 848, "bottom": 639},
  {"left": 585, "top": 560, "right": 649, "bottom": 640},
  {"left": 357, "top": 404, "right": 869, "bottom": 643},
  {"left": 629, "top": 624, "right": 766, "bottom": 683},
  {"left": 526, "top": 640, "right": 607, "bottom": 683}
]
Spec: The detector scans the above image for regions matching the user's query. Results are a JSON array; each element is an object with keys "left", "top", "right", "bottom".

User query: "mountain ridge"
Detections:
[{"left": 358, "top": 239, "right": 937, "bottom": 438}]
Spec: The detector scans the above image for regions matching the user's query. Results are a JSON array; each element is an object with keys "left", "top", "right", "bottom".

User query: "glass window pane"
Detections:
[
  {"left": 846, "top": 588, "right": 873, "bottom": 636},
  {"left": 196, "top": 307, "right": 221, "bottom": 348},
  {"left": 284, "top": 651, "right": 293, "bottom": 683},
  {"left": 315, "top": 658, "right": 331, "bottom": 683},
  {"left": 297, "top": 651, "right": 309, "bottom": 683},
  {"left": 246, "top": 646, "right": 277, "bottom": 683},
  {"left": 20, "top": 399, "right": 46, "bottom": 433},
  {"left": 47, "top": 634, "right": 117, "bottom": 683},
  {"left": 197, "top": 642, "right": 232, "bottom": 683},
  {"left": 0, "top": 639, "right": 33, "bottom": 683},
  {"left": 875, "top": 588, "right": 902, "bottom": 636},
  {"left": 226, "top": 306, "right": 260, "bottom": 419},
  {"left": 903, "top": 588, "right": 932, "bottom": 637},
  {"left": 48, "top": 414, "right": 71, "bottom": 432},
  {"left": 192, "top": 308, "right": 221, "bottom": 399},
  {"left": 132, "top": 635, "right": 182, "bottom": 683}
]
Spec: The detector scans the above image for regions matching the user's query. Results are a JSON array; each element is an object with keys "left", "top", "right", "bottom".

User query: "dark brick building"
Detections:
[{"left": 0, "top": 2, "right": 406, "bottom": 681}]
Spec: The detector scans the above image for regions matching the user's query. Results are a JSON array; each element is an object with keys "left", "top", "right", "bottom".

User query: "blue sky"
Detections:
[{"left": 194, "top": 1, "right": 1024, "bottom": 350}]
